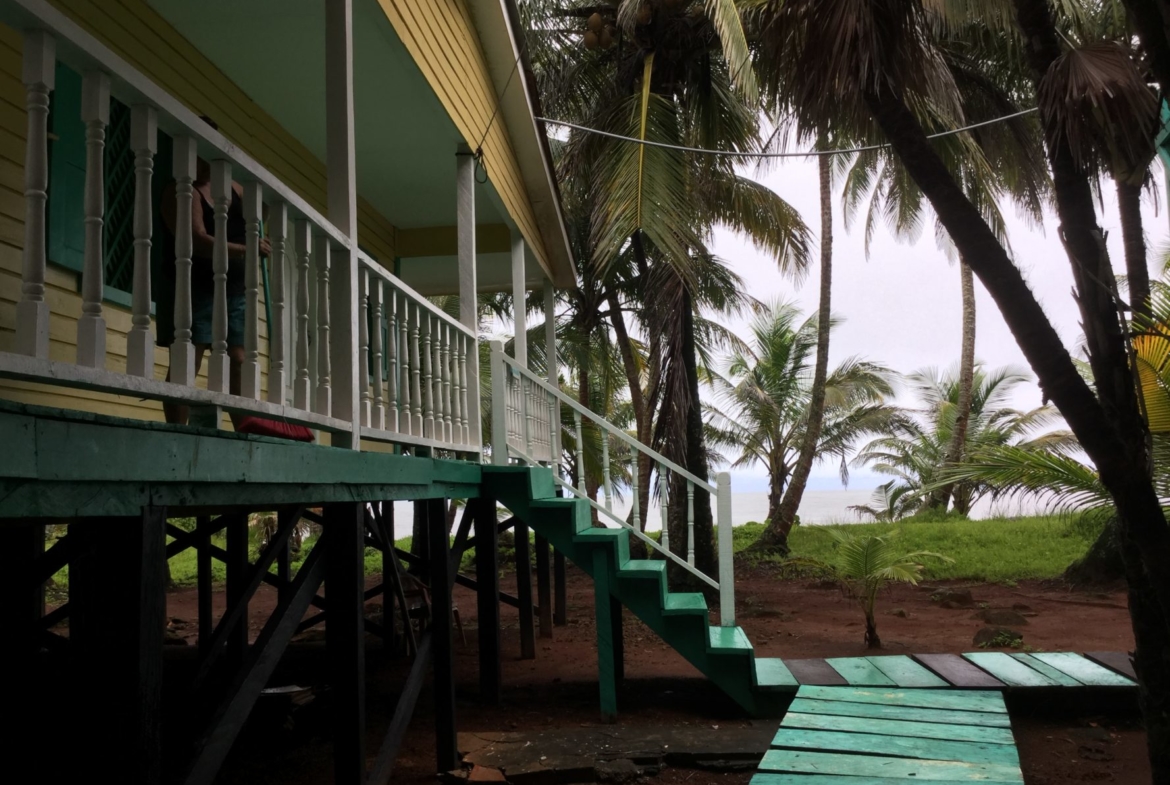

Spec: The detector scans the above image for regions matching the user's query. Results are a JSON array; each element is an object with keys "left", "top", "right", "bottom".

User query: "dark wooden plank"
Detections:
[
  {"left": 536, "top": 533, "right": 553, "bottom": 638},
  {"left": 914, "top": 653, "right": 1007, "bottom": 689},
  {"left": 826, "top": 657, "right": 896, "bottom": 686},
  {"left": 963, "top": 652, "right": 1061, "bottom": 688},
  {"left": 759, "top": 749, "right": 1023, "bottom": 783},
  {"left": 196, "top": 516, "right": 214, "bottom": 654},
  {"left": 1084, "top": 651, "right": 1138, "bottom": 681},
  {"left": 1031, "top": 652, "right": 1137, "bottom": 687},
  {"left": 327, "top": 503, "right": 367, "bottom": 785},
  {"left": 224, "top": 513, "right": 249, "bottom": 669},
  {"left": 867, "top": 656, "right": 948, "bottom": 689},
  {"left": 554, "top": 548, "right": 567, "bottom": 626},
  {"left": 594, "top": 549, "right": 618, "bottom": 721},
  {"left": 770, "top": 728, "right": 1020, "bottom": 766},
  {"left": 611, "top": 594, "right": 625, "bottom": 684},
  {"left": 795, "top": 686, "right": 1007, "bottom": 713},
  {"left": 780, "top": 712, "right": 1017, "bottom": 745},
  {"left": 785, "top": 659, "right": 849, "bottom": 686},
  {"left": 367, "top": 633, "right": 434, "bottom": 785},
  {"left": 429, "top": 497, "right": 458, "bottom": 773},
  {"left": 751, "top": 775, "right": 1019, "bottom": 785},
  {"left": 514, "top": 518, "right": 536, "bottom": 660},
  {"left": 786, "top": 697, "right": 1012, "bottom": 728},
  {"left": 473, "top": 497, "right": 501, "bottom": 705}
]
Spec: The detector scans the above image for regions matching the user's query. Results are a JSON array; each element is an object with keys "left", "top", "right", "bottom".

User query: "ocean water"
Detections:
[{"left": 388, "top": 488, "right": 1046, "bottom": 540}]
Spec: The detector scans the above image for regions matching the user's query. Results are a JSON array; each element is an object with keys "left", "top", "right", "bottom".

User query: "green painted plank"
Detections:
[
  {"left": 760, "top": 749, "right": 1023, "bottom": 782},
  {"left": 786, "top": 697, "right": 1013, "bottom": 728},
  {"left": 962, "top": 652, "right": 1060, "bottom": 688},
  {"left": 770, "top": 728, "right": 1020, "bottom": 766},
  {"left": 663, "top": 593, "right": 707, "bottom": 615},
  {"left": 868, "top": 655, "right": 949, "bottom": 688},
  {"left": 796, "top": 686, "right": 1008, "bottom": 713},
  {"left": 1010, "top": 653, "right": 1082, "bottom": 687},
  {"left": 709, "top": 625, "right": 753, "bottom": 652},
  {"left": 755, "top": 658, "right": 799, "bottom": 688},
  {"left": 1031, "top": 652, "right": 1137, "bottom": 687},
  {"left": 827, "top": 657, "right": 897, "bottom": 686},
  {"left": 751, "top": 775, "right": 1021, "bottom": 785},
  {"left": 780, "top": 712, "right": 1017, "bottom": 746}
]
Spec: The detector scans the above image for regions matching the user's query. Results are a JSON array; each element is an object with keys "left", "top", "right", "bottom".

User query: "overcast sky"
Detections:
[{"left": 709, "top": 155, "right": 1169, "bottom": 491}]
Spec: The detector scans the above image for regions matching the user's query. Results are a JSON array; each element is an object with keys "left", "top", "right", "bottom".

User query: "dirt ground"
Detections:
[{"left": 161, "top": 560, "right": 1149, "bottom": 784}]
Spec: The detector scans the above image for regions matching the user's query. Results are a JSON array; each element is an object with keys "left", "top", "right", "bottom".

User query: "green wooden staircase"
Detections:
[{"left": 484, "top": 464, "right": 797, "bottom": 718}]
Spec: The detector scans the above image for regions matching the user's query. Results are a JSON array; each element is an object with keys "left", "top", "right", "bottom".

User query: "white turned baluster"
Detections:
[
  {"left": 241, "top": 181, "right": 262, "bottom": 399},
  {"left": 574, "top": 410, "right": 586, "bottom": 496},
  {"left": 387, "top": 287, "right": 399, "bottom": 431},
  {"left": 442, "top": 324, "right": 453, "bottom": 442},
  {"left": 453, "top": 335, "right": 465, "bottom": 444},
  {"left": 463, "top": 335, "right": 473, "bottom": 444},
  {"left": 632, "top": 468, "right": 641, "bottom": 532},
  {"left": 687, "top": 480, "right": 695, "bottom": 566},
  {"left": 170, "top": 136, "right": 198, "bottom": 386},
  {"left": 125, "top": 105, "right": 157, "bottom": 378},
  {"left": 293, "top": 220, "right": 312, "bottom": 409},
  {"left": 314, "top": 237, "right": 331, "bottom": 415},
  {"left": 205, "top": 160, "right": 232, "bottom": 391},
  {"left": 76, "top": 71, "right": 109, "bottom": 368},
  {"left": 267, "top": 203, "right": 288, "bottom": 403},
  {"left": 601, "top": 433, "right": 613, "bottom": 511},
  {"left": 358, "top": 267, "right": 371, "bottom": 427},
  {"left": 16, "top": 31, "right": 54, "bottom": 359},
  {"left": 522, "top": 377, "right": 533, "bottom": 461},
  {"left": 410, "top": 302, "right": 422, "bottom": 435},
  {"left": 371, "top": 278, "right": 385, "bottom": 429},
  {"left": 432, "top": 318, "right": 443, "bottom": 440},
  {"left": 400, "top": 298, "right": 413, "bottom": 435},
  {"left": 659, "top": 470, "right": 670, "bottom": 552},
  {"left": 422, "top": 312, "right": 435, "bottom": 438}
]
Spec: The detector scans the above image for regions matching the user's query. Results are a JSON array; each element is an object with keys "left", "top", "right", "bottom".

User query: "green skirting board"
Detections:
[{"left": 751, "top": 686, "right": 1023, "bottom": 784}]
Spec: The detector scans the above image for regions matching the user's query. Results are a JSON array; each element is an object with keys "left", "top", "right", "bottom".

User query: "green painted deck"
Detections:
[{"left": 752, "top": 686, "right": 1023, "bottom": 784}]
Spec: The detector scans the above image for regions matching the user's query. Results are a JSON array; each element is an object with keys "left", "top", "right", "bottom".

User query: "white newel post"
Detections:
[
  {"left": 267, "top": 202, "right": 289, "bottom": 403},
  {"left": 717, "top": 471, "right": 735, "bottom": 625},
  {"left": 170, "top": 136, "right": 198, "bottom": 386},
  {"left": 544, "top": 284, "right": 559, "bottom": 466},
  {"left": 293, "top": 219, "right": 312, "bottom": 410},
  {"left": 457, "top": 148, "right": 480, "bottom": 450},
  {"left": 490, "top": 339, "right": 508, "bottom": 465},
  {"left": 241, "top": 181, "right": 262, "bottom": 399},
  {"left": 76, "top": 71, "right": 109, "bottom": 368},
  {"left": 511, "top": 233, "right": 526, "bottom": 368},
  {"left": 16, "top": 30, "right": 54, "bottom": 359},
  {"left": 326, "top": 0, "right": 359, "bottom": 449},
  {"left": 126, "top": 105, "right": 157, "bottom": 378},
  {"left": 206, "top": 160, "right": 231, "bottom": 391},
  {"left": 313, "top": 236, "right": 332, "bottom": 416}
]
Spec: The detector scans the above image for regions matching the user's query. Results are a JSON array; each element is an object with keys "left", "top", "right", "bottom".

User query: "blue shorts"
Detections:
[{"left": 191, "top": 291, "right": 246, "bottom": 348}]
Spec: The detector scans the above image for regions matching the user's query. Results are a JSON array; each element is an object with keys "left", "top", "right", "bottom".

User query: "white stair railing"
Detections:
[{"left": 489, "top": 340, "right": 736, "bottom": 625}]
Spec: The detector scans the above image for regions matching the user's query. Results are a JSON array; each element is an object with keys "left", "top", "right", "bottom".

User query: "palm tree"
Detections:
[
  {"left": 849, "top": 482, "right": 925, "bottom": 523},
  {"left": 855, "top": 365, "right": 1071, "bottom": 518},
  {"left": 708, "top": 303, "right": 897, "bottom": 551}
]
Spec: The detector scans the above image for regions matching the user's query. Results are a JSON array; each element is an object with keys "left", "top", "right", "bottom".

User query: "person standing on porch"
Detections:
[{"left": 156, "top": 118, "right": 270, "bottom": 424}]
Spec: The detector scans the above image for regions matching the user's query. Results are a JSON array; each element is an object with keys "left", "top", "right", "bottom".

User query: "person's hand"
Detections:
[{"left": 259, "top": 237, "right": 272, "bottom": 257}]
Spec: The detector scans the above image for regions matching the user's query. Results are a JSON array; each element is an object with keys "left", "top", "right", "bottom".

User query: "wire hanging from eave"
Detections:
[{"left": 536, "top": 107, "right": 1040, "bottom": 159}]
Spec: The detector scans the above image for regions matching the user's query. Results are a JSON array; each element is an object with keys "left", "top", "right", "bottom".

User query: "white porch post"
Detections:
[
  {"left": 511, "top": 232, "right": 526, "bottom": 368},
  {"left": 16, "top": 30, "right": 54, "bottom": 359},
  {"left": 326, "top": 0, "right": 360, "bottom": 449},
  {"left": 457, "top": 147, "right": 481, "bottom": 450}
]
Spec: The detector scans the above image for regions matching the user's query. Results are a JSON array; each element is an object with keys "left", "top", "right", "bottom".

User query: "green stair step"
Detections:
[
  {"left": 709, "top": 625, "right": 753, "bottom": 654},
  {"left": 663, "top": 593, "right": 708, "bottom": 616},
  {"left": 529, "top": 498, "right": 591, "bottom": 532},
  {"left": 755, "top": 658, "right": 799, "bottom": 689},
  {"left": 618, "top": 559, "right": 667, "bottom": 578},
  {"left": 573, "top": 527, "right": 631, "bottom": 566}
]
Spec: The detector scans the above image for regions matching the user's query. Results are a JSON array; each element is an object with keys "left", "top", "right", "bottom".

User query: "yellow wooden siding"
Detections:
[{"left": 377, "top": 0, "right": 549, "bottom": 268}]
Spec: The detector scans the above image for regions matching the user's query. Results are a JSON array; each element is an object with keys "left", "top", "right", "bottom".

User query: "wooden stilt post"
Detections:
[
  {"left": 513, "top": 519, "right": 536, "bottom": 659},
  {"left": 196, "top": 516, "right": 213, "bottom": 653},
  {"left": 428, "top": 497, "right": 458, "bottom": 773},
  {"left": 473, "top": 497, "right": 501, "bottom": 704},
  {"left": 225, "top": 513, "right": 249, "bottom": 668},
  {"left": 326, "top": 502, "right": 366, "bottom": 785},
  {"left": 535, "top": 533, "right": 552, "bottom": 638},
  {"left": 3, "top": 521, "right": 43, "bottom": 655},
  {"left": 611, "top": 594, "right": 625, "bottom": 685},
  {"left": 553, "top": 550, "right": 567, "bottom": 626},
  {"left": 592, "top": 549, "right": 617, "bottom": 722},
  {"left": 70, "top": 509, "right": 167, "bottom": 782}
]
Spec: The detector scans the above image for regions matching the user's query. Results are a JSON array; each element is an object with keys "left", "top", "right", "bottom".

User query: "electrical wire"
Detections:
[{"left": 535, "top": 107, "right": 1040, "bottom": 159}]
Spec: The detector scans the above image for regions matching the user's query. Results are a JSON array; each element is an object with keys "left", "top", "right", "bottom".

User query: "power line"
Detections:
[{"left": 536, "top": 107, "right": 1040, "bottom": 159}]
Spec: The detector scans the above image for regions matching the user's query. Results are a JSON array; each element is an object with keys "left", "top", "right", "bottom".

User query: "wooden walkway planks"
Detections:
[
  {"left": 751, "top": 686, "right": 1024, "bottom": 785},
  {"left": 785, "top": 659, "right": 849, "bottom": 686},
  {"left": 914, "top": 653, "right": 1008, "bottom": 689},
  {"left": 867, "top": 655, "right": 950, "bottom": 688},
  {"left": 962, "top": 652, "right": 1061, "bottom": 688},
  {"left": 826, "top": 657, "right": 896, "bottom": 687},
  {"left": 1084, "top": 651, "right": 1137, "bottom": 681},
  {"left": 1030, "top": 652, "right": 1137, "bottom": 687}
]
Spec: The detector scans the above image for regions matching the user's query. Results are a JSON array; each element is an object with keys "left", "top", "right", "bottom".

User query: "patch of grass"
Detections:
[{"left": 728, "top": 515, "right": 1094, "bottom": 582}]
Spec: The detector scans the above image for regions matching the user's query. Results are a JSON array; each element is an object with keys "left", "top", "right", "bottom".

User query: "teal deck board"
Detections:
[
  {"left": 755, "top": 658, "right": 799, "bottom": 688},
  {"left": 796, "top": 686, "right": 1007, "bottom": 713},
  {"left": 759, "top": 749, "right": 1024, "bottom": 782},
  {"left": 1010, "top": 653, "right": 1082, "bottom": 687},
  {"left": 662, "top": 593, "right": 708, "bottom": 615},
  {"left": 826, "top": 657, "right": 897, "bottom": 686},
  {"left": 962, "top": 652, "right": 1060, "bottom": 688},
  {"left": 780, "top": 712, "right": 1017, "bottom": 745},
  {"left": 752, "top": 776, "right": 1019, "bottom": 785},
  {"left": 868, "top": 655, "right": 949, "bottom": 688},
  {"left": 1031, "top": 652, "right": 1137, "bottom": 687},
  {"left": 770, "top": 728, "right": 1020, "bottom": 766},
  {"left": 785, "top": 697, "right": 1013, "bottom": 728},
  {"left": 709, "top": 625, "right": 753, "bottom": 652}
]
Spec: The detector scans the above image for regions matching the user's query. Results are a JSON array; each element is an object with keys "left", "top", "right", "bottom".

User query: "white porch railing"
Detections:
[
  {"left": 489, "top": 340, "right": 736, "bottom": 625},
  {"left": 0, "top": 4, "right": 479, "bottom": 456}
]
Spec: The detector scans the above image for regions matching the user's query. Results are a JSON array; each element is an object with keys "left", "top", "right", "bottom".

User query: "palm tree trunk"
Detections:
[
  {"left": 756, "top": 153, "right": 834, "bottom": 554},
  {"left": 931, "top": 261, "right": 977, "bottom": 511},
  {"left": 578, "top": 362, "right": 601, "bottom": 525},
  {"left": 607, "top": 288, "right": 654, "bottom": 538},
  {"left": 1117, "top": 179, "right": 1150, "bottom": 321}
]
